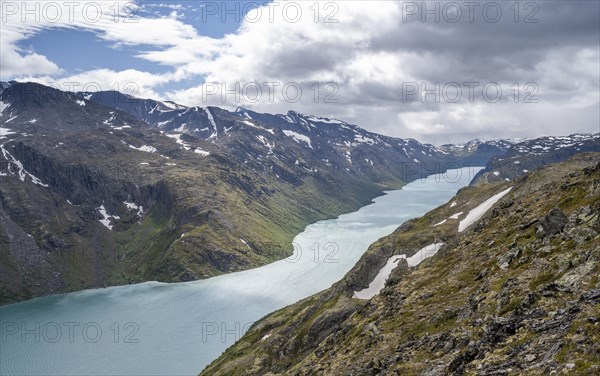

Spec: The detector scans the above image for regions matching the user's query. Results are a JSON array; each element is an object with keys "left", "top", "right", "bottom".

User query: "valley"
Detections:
[
  {"left": 2, "top": 83, "right": 597, "bottom": 376},
  {"left": 0, "top": 167, "right": 477, "bottom": 375},
  {"left": 1, "top": 2, "right": 598, "bottom": 375},
  {"left": 0, "top": 82, "right": 511, "bottom": 304}
]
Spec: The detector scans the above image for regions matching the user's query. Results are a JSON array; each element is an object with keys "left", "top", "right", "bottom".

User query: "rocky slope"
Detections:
[{"left": 202, "top": 153, "right": 600, "bottom": 375}]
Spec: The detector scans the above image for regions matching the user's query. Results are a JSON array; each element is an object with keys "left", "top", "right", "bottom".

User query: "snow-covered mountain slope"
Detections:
[
  {"left": 76, "top": 90, "right": 508, "bottom": 185},
  {"left": 473, "top": 133, "right": 599, "bottom": 184}
]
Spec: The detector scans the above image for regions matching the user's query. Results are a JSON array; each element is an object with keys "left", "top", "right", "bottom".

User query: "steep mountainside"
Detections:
[
  {"left": 202, "top": 153, "right": 600, "bottom": 375},
  {"left": 0, "top": 83, "right": 392, "bottom": 304}
]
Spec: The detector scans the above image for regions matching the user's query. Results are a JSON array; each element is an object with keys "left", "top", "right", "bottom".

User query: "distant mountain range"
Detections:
[
  {"left": 0, "top": 81, "right": 598, "bottom": 304},
  {"left": 473, "top": 134, "right": 599, "bottom": 184}
]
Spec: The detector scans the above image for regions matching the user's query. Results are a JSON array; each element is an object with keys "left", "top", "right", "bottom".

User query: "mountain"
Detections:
[
  {"left": 1, "top": 82, "right": 144, "bottom": 131},
  {"left": 4, "top": 81, "right": 592, "bottom": 306},
  {"left": 440, "top": 138, "right": 517, "bottom": 166},
  {"left": 78, "top": 90, "right": 509, "bottom": 184},
  {"left": 202, "top": 153, "right": 600, "bottom": 375},
  {"left": 472, "top": 134, "right": 600, "bottom": 184},
  {"left": 0, "top": 82, "right": 504, "bottom": 304}
]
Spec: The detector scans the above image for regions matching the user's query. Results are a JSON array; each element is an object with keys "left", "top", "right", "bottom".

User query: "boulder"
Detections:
[{"left": 536, "top": 208, "right": 568, "bottom": 238}]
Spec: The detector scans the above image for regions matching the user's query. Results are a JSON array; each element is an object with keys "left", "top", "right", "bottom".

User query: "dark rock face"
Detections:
[
  {"left": 536, "top": 208, "right": 568, "bottom": 238},
  {"left": 448, "top": 346, "right": 479, "bottom": 373},
  {"left": 305, "top": 304, "right": 356, "bottom": 348}
]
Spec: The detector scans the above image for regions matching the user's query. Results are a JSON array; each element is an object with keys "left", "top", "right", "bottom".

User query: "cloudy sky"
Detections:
[{"left": 1, "top": 0, "right": 599, "bottom": 143}]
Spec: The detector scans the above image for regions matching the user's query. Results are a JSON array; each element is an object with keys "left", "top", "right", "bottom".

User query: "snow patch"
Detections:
[
  {"left": 0, "top": 101, "right": 10, "bottom": 114},
  {"left": 256, "top": 135, "right": 274, "bottom": 153},
  {"left": 241, "top": 120, "right": 274, "bottom": 134},
  {"left": 98, "top": 205, "right": 120, "bottom": 230},
  {"left": 165, "top": 133, "right": 191, "bottom": 150},
  {"left": 313, "top": 117, "right": 343, "bottom": 125},
  {"left": 353, "top": 255, "right": 405, "bottom": 299},
  {"left": 344, "top": 150, "right": 352, "bottom": 164},
  {"left": 204, "top": 108, "right": 218, "bottom": 139},
  {"left": 433, "top": 219, "right": 447, "bottom": 226},
  {"left": 1, "top": 145, "right": 49, "bottom": 186},
  {"left": 103, "top": 113, "right": 116, "bottom": 126},
  {"left": 354, "top": 134, "right": 375, "bottom": 145},
  {"left": 283, "top": 130, "right": 313, "bottom": 148},
  {"left": 353, "top": 243, "right": 444, "bottom": 299},
  {"left": 124, "top": 201, "right": 144, "bottom": 217},
  {"left": 75, "top": 99, "right": 86, "bottom": 106},
  {"left": 0, "top": 127, "right": 16, "bottom": 138},
  {"left": 458, "top": 187, "right": 512, "bottom": 232},
  {"left": 406, "top": 243, "right": 444, "bottom": 267},
  {"left": 129, "top": 144, "right": 157, "bottom": 153}
]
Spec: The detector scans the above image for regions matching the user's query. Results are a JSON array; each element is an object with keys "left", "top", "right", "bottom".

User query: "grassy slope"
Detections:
[{"left": 202, "top": 153, "right": 600, "bottom": 375}]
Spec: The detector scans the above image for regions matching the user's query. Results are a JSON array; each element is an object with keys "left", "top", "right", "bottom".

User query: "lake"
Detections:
[{"left": 0, "top": 166, "right": 481, "bottom": 375}]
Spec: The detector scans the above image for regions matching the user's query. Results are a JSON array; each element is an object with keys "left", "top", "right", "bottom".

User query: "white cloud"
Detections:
[{"left": 1, "top": 1, "right": 598, "bottom": 142}]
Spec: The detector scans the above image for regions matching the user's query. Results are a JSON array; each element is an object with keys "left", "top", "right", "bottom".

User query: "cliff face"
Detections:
[{"left": 202, "top": 153, "right": 600, "bottom": 376}]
